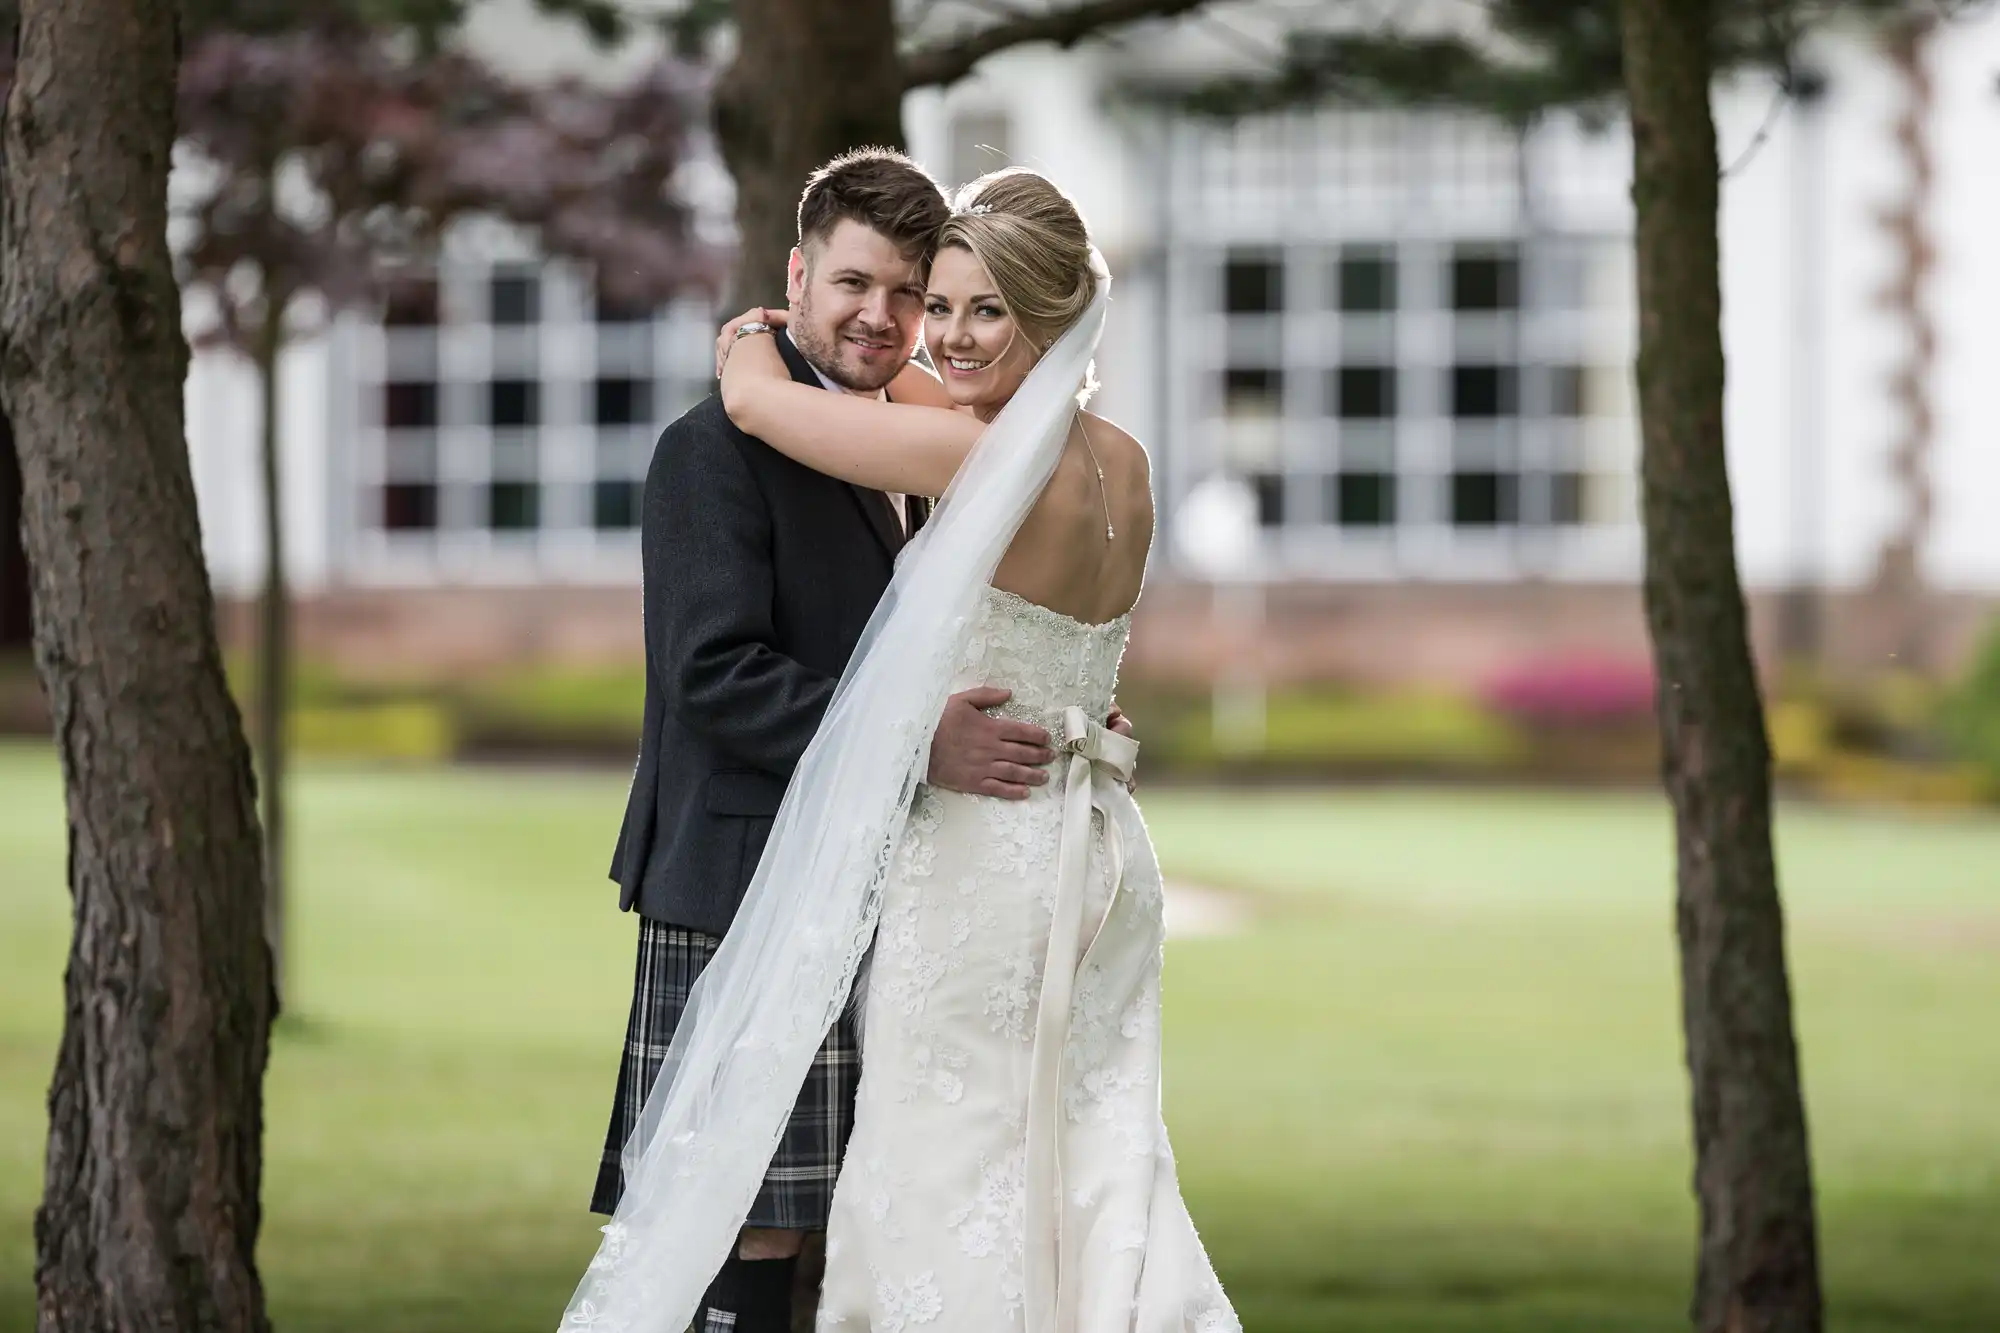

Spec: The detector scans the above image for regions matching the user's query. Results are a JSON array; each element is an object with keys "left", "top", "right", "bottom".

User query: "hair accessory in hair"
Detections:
[{"left": 965, "top": 203, "right": 993, "bottom": 215}]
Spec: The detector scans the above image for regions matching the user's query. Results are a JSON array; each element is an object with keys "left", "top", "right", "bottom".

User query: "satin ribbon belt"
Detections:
[{"left": 1023, "top": 706, "right": 1138, "bottom": 1333}]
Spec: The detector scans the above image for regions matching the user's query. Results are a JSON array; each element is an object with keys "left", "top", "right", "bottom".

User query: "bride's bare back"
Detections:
[{"left": 990, "top": 411, "right": 1153, "bottom": 626}]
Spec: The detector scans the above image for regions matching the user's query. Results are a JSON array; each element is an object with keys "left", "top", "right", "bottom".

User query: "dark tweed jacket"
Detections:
[{"left": 609, "top": 334, "right": 928, "bottom": 936}]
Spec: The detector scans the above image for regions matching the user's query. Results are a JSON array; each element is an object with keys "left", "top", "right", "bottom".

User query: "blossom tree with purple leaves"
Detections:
[{"left": 174, "top": 22, "right": 719, "bottom": 1003}]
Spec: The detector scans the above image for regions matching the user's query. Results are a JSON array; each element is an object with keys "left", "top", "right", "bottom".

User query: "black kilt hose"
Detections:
[{"left": 591, "top": 919, "right": 861, "bottom": 1227}]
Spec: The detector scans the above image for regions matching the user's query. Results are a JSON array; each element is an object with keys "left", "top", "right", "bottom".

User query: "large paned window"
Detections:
[{"left": 345, "top": 258, "right": 712, "bottom": 577}]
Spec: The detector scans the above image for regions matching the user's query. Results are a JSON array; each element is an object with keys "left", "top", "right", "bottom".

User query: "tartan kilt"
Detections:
[{"left": 591, "top": 918, "right": 860, "bottom": 1229}]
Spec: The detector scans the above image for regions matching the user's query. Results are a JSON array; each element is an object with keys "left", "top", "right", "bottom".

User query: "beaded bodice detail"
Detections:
[{"left": 953, "top": 585, "right": 1131, "bottom": 735}]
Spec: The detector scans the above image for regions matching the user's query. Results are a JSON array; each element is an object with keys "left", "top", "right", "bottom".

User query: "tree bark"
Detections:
[
  {"left": 253, "top": 309, "right": 288, "bottom": 1011},
  {"left": 1, "top": 1, "right": 275, "bottom": 1330},
  {"left": 1619, "top": 2, "right": 1823, "bottom": 1331},
  {"left": 898, "top": 0, "right": 1216, "bottom": 90},
  {"left": 716, "top": 31, "right": 920, "bottom": 1320},
  {"left": 715, "top": 0, "right": 907, "bottom": 307},
  {"left": 1871, "top": 13, "right": 1938, "bottom": 669},
  {"left": 0, "top": 410, "right": 27, "bottom": 653}
]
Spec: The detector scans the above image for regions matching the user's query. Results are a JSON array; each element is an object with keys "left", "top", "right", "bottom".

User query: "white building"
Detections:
[{"left": 180, "top": 2, "right": 2000, "bottom": 686}]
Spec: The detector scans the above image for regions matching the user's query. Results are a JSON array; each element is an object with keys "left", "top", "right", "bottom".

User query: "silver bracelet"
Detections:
[{"left": 732, "top": 320, "right": 773, "bottom": 342}]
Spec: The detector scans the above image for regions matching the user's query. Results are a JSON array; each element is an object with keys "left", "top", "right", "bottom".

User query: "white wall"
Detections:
[
  {"left": 1714, "top": 71, "right": 1810, "bottom": 592},
  {"left": 458, "top": 0, "right": 675, "bottom": 82},
  {"left": 1798, "top": 31, "right": 1916, "bottom": 592},
  {"left": 1714, "top": 15, "right": 2000, "bottom": 595},
  {"left": 1925, "top": 7, "right": 2000, "bottom": 589},
  {"left": 184, "top": 311, "right": 337, "bottom": 598}
]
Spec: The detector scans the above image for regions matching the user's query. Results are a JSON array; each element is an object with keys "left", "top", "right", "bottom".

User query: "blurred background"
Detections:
[{"left": 2, "top": 1, "right": 1998, "bottom": 1330}]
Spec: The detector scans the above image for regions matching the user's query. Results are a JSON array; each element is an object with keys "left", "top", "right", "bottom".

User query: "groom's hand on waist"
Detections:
[
  {"left": 929, "top": 688, "right": 1055, "bottom": 800},
  {"left": 1106, "top": 705, "right": 1138, "bottom": 792}
]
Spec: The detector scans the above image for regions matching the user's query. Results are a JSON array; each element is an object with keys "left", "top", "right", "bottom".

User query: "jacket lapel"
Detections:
[
  {"left": 772, "top": 332, "right": 903, "bottom": 560},
  {"left": 849, "top": 483, "right": 906, "bottom": 558}
]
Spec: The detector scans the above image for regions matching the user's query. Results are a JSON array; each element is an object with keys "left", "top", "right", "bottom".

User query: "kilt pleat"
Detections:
[{"left": 591, "top": 919, "right": 860, "bottom": 1229}]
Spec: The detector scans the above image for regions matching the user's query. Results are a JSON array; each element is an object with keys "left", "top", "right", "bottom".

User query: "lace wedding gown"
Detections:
[{"left": 815, "top": 585, "right": 1239, "bottom": 1333}]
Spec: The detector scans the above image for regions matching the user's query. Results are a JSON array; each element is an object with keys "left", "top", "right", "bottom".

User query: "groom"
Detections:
[{"left": 595, "top": 148, "right": 1060, "bottom": 1333}]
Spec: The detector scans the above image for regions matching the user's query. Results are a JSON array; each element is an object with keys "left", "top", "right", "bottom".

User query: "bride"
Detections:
[{"left": 563, "top": 168, "right": 1237, "bottom": 1333}]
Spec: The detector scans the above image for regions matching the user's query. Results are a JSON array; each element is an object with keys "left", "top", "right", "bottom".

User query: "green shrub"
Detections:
[
  {"left": 224, "top": 651, "right": 363, "bottom": 712},
  {"left": 1162, "top": 687, "right": 1527, "bottom": 772},
  {"left": 291, "top": 702, "right": 456, "bottom": 764},
  {"left": 1941, "top": 618, "right": 2000, "bottom": 783},
  {"left": 456, "top": 666, "right": 646, "bottom": 733},
  {"left": 224, "top": 659, "right": 644, "bottom": 762}
]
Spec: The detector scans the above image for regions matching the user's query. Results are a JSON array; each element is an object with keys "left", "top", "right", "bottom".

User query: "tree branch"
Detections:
[{"left": 900, "top": 0, "right": 1218, "bottom": 90}]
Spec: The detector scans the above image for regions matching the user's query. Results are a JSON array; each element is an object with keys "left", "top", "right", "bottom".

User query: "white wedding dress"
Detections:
[{"left": 815, "top": 585, "right": 1239, "bottom": 1333}]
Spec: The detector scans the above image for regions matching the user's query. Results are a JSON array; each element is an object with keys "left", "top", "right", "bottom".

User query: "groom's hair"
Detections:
[{"left": 796, "top": 148, "right": 950, "bottom": 267}]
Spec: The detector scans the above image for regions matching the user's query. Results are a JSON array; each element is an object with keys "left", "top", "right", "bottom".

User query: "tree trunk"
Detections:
[
  {"left": 715, "top": 0, "right": 907, "bottom": 308},
  {"left": 253, "top": 312, "right": 289, "bottom": 1011},
  {"left": 0, "top": 410, "right": 27, "bottom": 653},
  {"left": 1, "top": 1, "right": 275, "bottom": 1330},
  {"left": 712, "top": 16, "right": 907, "bottom": 1309},
  {"left": 1619, "top": 2, "right": 1823, "bottom": 1331},
  {"left": 1872, "top": 13, "right": 1938, "bottom": 669}
]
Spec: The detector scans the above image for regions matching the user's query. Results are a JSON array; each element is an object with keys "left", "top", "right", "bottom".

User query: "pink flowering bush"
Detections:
[{"left": 1477, "top": 655, "right": 1658, "bottom": 728}]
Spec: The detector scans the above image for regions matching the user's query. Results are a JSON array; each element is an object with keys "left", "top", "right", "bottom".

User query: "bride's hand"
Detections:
[{"left": 714, "top": 307, "right": 788, "bottom": 379}]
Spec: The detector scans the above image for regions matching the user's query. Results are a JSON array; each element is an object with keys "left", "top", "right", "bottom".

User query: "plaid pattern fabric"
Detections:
[{"left": 591, "top": 919, "right": 860, "bottom": 1228}]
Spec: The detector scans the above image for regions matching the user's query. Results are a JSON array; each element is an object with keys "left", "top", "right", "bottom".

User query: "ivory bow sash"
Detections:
[{"left": 1023, "top": 706, "right": 1139, "bottom": 1333}]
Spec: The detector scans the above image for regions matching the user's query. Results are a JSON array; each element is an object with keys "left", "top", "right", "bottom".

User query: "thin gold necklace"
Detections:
[{"left": 1076, "top": 413, "right": 1114, "bottom": 541}]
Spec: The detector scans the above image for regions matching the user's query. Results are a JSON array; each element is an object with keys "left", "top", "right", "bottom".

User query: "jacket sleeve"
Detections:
[{"left": 643, "top": 411, "right": 835, "bottom": 777}]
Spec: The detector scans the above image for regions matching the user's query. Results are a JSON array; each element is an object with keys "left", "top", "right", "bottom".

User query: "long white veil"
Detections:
[{"left": 560, "top": 255, "right": 1111, "bottom": 1333}]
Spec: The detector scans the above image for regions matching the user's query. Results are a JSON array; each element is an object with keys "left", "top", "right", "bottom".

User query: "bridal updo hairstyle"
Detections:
[{"left": 936, "top": 168, "right": 1099, "bottom": 356}]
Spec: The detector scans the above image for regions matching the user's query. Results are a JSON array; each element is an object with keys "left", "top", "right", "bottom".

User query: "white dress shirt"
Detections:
[{"left": 788, "top": 332, "right": 906, "bottom": 534}]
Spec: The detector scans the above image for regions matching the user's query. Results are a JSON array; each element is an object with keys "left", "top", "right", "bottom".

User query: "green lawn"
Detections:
[{"left": 2, "top": 742, "right": 1997, "bottom": 1332}]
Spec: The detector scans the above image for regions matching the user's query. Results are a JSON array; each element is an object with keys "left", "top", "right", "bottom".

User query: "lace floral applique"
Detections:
[
  {"left": 975, "top": 796, "right": 1058, "bottom": 881},
  {"left": 895, "top": 1040, "right": 969, "bottom": 1105},
  {"left": 561, "top": 1299, "right": 614, "bottom": 1331},
  {"left": 875, "top": 895, "right": 958, "bottom": 1019},
  {"left": 893, "top": 789, "right": 945, "bottom": 881},
  {"left": 908, "top": 787, "right": 944, "bottom": 836},
  {"left": 951, "top": 873, "right": 999, "bottom": 935},
  {"left": 878, "top": 891, "right": 922, "bottom": 959},
  {"left": 1114, "top": 805, "right": 1168, "bottom": 917},
  {"left": 873, "top": 1270, "right": 944, "bottom": 1333},
  {"left": 1120, "top": 981, "right": 1161, "bottom": 1043},
  {"left": 945, "top": 1145, "right": 1027, "bottom": 1317},
  {"left": 1065, "top": 961, "right": 1117, "bottom": 1074},
  {"left": 858, "top": 1150, "right": 911, "bottom": 1243},
  {"left": 878, "top": 949, "right": 954, "bottom": 1019},
  {"left": 1107, "top": 1220, "right": 1149, "bottom": 1253},
  {"left": 983, "top": 947, "right": 1039, "bottom": 1041},
  {"left": 585, "top": 1222, "right": 629, "bottom": 1275},
  {"left": 1064, "top": 967, "right": 1159, "bottom": 1156},
  {"left": 1189, "top": 1292, "right": 1244, "bottom": 1333}
]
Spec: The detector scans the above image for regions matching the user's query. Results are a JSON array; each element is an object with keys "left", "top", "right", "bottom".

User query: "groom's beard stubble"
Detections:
[{"left": 793, "top": 288, "right": 907, "bottom": 394}]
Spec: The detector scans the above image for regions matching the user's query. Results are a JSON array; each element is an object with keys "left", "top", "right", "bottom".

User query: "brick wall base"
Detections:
[{"left": 225, "top": 579, "right": 1997, "bottom": 690}]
